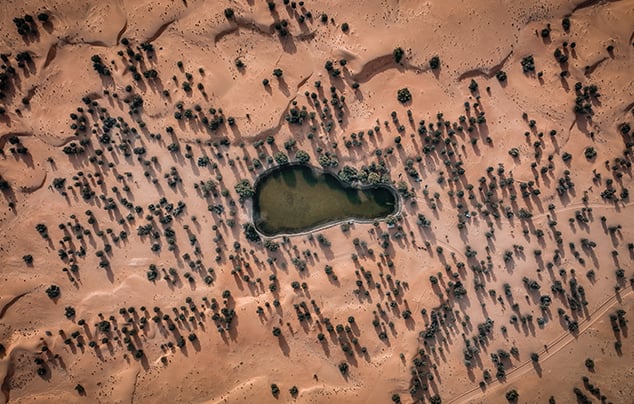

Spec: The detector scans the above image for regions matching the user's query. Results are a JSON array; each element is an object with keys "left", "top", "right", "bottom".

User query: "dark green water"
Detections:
[{"left": 253, "top": 164, "right": 398, "bottom": 236}]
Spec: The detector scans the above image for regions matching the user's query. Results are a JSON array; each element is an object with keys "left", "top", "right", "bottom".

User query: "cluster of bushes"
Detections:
[
  {"left": 13, "top": 13, "right": 49, "bottom": 37},
  {"left": 90, "top": 55, "right": 110, "bottom": 76}
]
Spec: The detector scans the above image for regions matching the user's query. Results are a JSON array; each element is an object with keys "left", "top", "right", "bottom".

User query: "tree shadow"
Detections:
[{"left": 277, "top": 334, "right": 290, "bottom": 356}]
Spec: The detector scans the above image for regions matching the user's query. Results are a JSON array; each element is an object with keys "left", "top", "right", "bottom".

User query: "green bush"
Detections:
[
  {"left": 393, "top": 47, "right": 405, "bottom": 63},
  {"left": 397, "top": 88, "right": 412, "bottom": 104},
  {"left": 234, "top": 179, "right": 254, "bottom": 198}
]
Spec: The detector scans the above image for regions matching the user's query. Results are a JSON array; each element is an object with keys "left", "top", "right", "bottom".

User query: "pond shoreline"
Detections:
[{"left": 248, "top": 162, "right": 402, "bottom": 239}]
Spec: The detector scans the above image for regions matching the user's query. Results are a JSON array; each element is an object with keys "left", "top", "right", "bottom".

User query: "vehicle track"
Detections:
[{"left": 448, "top": 284, "right": 633, "bottom": 403}]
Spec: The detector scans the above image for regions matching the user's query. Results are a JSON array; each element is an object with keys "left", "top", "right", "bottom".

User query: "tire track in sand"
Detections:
[{"left": 448, "top": 284, "right": 632, "bottom": 403}]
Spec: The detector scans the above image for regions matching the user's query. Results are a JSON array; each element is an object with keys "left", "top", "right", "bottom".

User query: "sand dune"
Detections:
[{"left": 0, "top": 0, "right": 633, "bottom": 403}]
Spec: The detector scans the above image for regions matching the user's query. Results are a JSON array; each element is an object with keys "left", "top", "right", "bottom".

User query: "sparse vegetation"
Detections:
[{"left": 0, "top": 5, "right": 630, "bottom": 404}]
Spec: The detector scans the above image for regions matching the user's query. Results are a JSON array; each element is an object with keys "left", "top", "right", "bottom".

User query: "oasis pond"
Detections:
[{"left": 253, "top": 164, "right": 398, "bottom": 236}]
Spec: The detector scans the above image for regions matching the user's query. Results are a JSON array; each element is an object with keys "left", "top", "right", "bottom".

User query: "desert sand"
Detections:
[{"left": 0, "top": 0, "right": 633, "bottom": 403}]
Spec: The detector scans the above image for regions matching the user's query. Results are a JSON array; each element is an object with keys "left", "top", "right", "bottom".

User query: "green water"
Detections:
[{"left": 253, "top": 164, "right": 398, "bottom": 236}]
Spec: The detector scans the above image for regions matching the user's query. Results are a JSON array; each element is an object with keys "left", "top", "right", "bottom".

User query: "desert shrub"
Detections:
[
  {"left": 90, "top": 55, "right": 110, "bottom": 76},
  {"left": 64, "top": 306, "right": 76, "bottom": 319},
  {"left": 584, "top": 147, "right": 596, "bottom": 160},
  {"left": 274, "top": 151, "right": 289, "bottom": 165},
  {"left": 46, "top": 285, "right": 60, "bottom": 299},
  {"left": 468, "top": 79, "right": 478, "bottom": 92},
  {"left": 393, "top": 47, "right": 405, "bottom": 63},
  {"left": 234, "top": 179, "right": 254, "bottom": 198},
  {"left": 243, "top": 223, "right": 261, "bottom": 242},
  {"left": 295, "top": 150, "right": 310, "bottom": 163},
  {"left": 505, "top": 389, "right": 519, "bottom": 402},
  {"left": 521, "top": 55, "right": 535, "bottom": 72},
  {"left": 562, "top": 17, "right": 570, "bottom": 31},
  {"left": 397, "top": 88, "right": 412, "bottom": 104}
]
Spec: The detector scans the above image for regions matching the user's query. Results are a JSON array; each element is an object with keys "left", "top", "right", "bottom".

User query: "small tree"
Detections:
[
  {"left": 234, "top": 179, "right": 254, "bottom": 198},
  {"left": 430, "top": 395, "right": 442, "bottom": 404},
  {"left": 429, "top": 56, "right": 440, "bottom": 70},
  {"left": 45, "top": 285, "right": 61, "bottom": 299},
  {"left": 468, "top": 79, "right": 478, "bottom": 92},
  {"left": 90, "top": 55, "right": 110, "bottom": 76},
  {"left": 505, "top": 389, "right": 519, "bottom": 402},
  {"left": 243, "top": 223, "right": 261, "bottom": 242},
  {"left": 562, "top": 17, "right": 570, "bottom": 31},
  {"left": 397, "top": 88, "right": 412, "bottom": 104},
  {"left": 64, "top": 306, "right": 76, "bottom": 319},
  {"left": 274, "top": 151, "right": 289, "bottom": 165},
  {"left": 295, "top": 150, "right": 310, "bottom": 164},
  {"left": 393, "top": 47, "right": 405, "bottom": 63}
]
